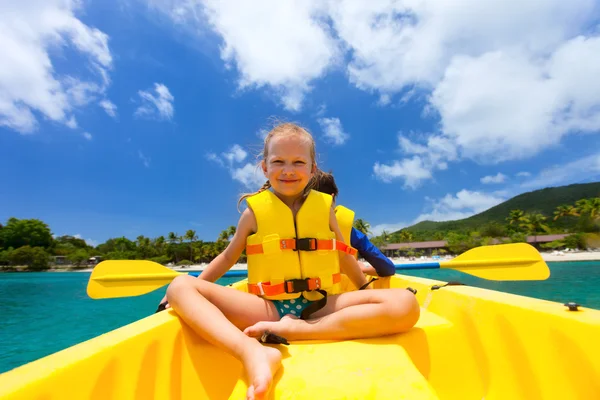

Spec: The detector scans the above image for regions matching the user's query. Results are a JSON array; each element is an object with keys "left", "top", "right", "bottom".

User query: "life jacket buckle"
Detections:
[
  {"left": 284, "top": 277, "right": 320, "bottom": 293},
  {"left": 294, "top": 238, "right": 317, "bottom": 251}
]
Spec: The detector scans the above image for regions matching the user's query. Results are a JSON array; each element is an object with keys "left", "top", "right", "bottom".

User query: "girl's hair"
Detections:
[{"left": 237, "top": 122, "right": 321, "bottom": 209}]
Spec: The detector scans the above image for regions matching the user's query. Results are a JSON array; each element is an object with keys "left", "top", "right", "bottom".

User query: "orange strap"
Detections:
[
  {"left": 248, "top": 273, "right": 342, "bottom": 296},
  {"left": 246, "top": 238, "right": 358, "bottom": 257}
]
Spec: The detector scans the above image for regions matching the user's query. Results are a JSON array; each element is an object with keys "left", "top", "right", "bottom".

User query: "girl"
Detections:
[{"left": 166, "top": 123, "right": 420, "bottom": 400}]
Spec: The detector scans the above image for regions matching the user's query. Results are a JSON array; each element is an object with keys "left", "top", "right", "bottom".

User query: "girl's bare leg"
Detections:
[
  {"left": 166, "top": 275, "right": 281, "bottom": 400},
  {"left": 243, "top": 288, "right": 420, "bottom": 341}
]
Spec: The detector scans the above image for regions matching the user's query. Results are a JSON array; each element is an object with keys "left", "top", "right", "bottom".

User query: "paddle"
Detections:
[
  {"left": 393, "top": 242, "right": 550, "bottom": 281},
  {"left": 87, "top": 243, "right": 549, "bottom": 299}
]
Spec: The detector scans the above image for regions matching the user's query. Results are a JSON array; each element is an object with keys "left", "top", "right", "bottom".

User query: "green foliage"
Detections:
[
  {"left": 445, "top": 232, "right": 481, "bottom": 254},
  {"left": 509, "top": 232, "right": 528, "bottom": 243},
  {"left": 69, "top": 249, "right": 90, "bottom": 266},
  {"left": 0, "top": 248, "right": 12, "bottom": 267},
  {"left": 583, "top": 233, "right": 600, "bottom": 249},
  {"left": 0, "top": 218, "right": 53, "bottom": 249},
  {"left": 563, "top": 233, "right": 587, "bottom": 250},
  {"left": 9, "top": 246, "right": 50, "bottom": 270},
  {"left": 540, "top": 240, "right": 565, "bottom": 250},
  {"left": 150, "top": 255, "right": 171, "bottom": 265},
  {"left": 400, "top": 182, "right": 600, "bottom": 239},
  {"left": 480, "top": 222, "right": 507, "bottom": 238},
  {"left": 353, "top": 219, "right": 371, "bottom": 236},
  {"left": 176, "top": 259, "right": 192, "bottom": 266}
]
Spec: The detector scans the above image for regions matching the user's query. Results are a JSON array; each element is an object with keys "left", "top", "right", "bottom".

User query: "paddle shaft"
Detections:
[{"left": 394, "top": 258, "right": 541, "bottom": 270}]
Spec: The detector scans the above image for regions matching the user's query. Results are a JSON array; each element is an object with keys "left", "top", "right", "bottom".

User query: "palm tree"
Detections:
[
  {"left": 553, "top": 204, "right": 579, "bottom": 221},
  {"left": 217, "top": 226, "right": 237, "bottom": 243},
  {"left": 520, "top": 213, "right": 551, "bottom": 246},
  {"left": 218, "top": 230, "right": 230, "bottom": 242},
  {"left": 353, "top": 219, "right": 371, "bottom": 236},
  {"left": 576, "top": 198, "right": 600, "bottom": 221},
  {"left": 506, "top": 209, "right": 526, "bottom": 227},
  {"left": 226, "top": 226, "right": 236, "bottom": 239},
  {"left": 154, "top": 235, "right": 165, "bottom": 255},
  {"left": 184, "top": 230, "right": 198, "bottom": 261},
  {"left": 136, "top": 236, "right": 151, "bottom": 258},
  {"left": 399, "top": 230, "right": 413, "bottom": 243},
  {"left": 167, "top": 232, "right": 179, "bottom": 263}
]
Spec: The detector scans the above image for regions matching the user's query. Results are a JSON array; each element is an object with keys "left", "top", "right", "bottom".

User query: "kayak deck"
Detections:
[{"left": 1, "top": 274, "right": 599, "bottom": 399}]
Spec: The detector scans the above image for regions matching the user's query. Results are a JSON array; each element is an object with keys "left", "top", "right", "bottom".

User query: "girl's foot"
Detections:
[
  {"left": 242, "top": 344, "right": 282, "bottom": 400},
  {"left": 244, "top": 315, "right": 302, "bottom": 340}
]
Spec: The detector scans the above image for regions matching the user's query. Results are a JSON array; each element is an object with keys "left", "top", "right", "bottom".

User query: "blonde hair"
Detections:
[{"left": 237, "top": 122, "right": 321, "bottom": 209}]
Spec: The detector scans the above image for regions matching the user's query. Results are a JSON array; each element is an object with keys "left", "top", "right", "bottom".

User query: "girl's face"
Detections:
[{"left": 262, "top": 134, "right": 315, "bottom": 199}]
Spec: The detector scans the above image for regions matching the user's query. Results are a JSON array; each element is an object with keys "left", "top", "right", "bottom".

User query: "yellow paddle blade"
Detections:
[
  {"left": 87, "top": 260, "right": 183, "bottom": 299},
  {"left": 441, "top": 243, "right": 550, "bottom": 281}
]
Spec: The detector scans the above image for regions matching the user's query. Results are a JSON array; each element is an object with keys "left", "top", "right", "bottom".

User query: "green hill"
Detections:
[{"left": 400, "top": 182, "right": 600, "bottom": 235}]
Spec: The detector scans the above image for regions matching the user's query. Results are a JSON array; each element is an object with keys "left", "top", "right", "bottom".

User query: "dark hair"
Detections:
[{"left": 312, "top": 170, "right": 338, "bottom": 200}]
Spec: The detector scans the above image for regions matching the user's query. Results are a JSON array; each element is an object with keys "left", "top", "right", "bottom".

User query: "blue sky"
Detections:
[{"left": 2, "top": 0, "right": 600, "bottom": 246}]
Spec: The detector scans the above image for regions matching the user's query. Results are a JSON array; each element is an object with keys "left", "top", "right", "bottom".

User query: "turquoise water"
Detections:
[{"left": 1, "top": 261, "right": 599, "bottom": 374}]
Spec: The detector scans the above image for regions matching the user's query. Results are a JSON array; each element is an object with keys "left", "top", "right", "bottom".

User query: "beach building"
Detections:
[{"left": 381, "top": 234, "right": 571, "bottom": 257}]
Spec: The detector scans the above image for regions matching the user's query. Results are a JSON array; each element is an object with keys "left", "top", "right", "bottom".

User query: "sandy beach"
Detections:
[
  {"left": 29, "top": 249, "right": 600, "bottom": 273},
  {"left": 165, "top": 250, "right": 600, "bottom": 273}
]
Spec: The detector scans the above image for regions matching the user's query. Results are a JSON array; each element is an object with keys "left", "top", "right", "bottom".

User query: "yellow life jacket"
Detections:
[
  {"left": 334, "top": 205, "right": 357, "bottom": 260},
  {"left": 245, "top": 189, "right": 351, "bottom": 301}
]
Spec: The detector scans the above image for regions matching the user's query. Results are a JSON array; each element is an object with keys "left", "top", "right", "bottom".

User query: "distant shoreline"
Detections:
[{"left": 4, "top": 249, "right": 596, "bottom": 273}]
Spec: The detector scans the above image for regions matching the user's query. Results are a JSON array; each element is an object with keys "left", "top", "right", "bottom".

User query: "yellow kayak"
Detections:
[{"left": 1, "top": 272, "right": 599, "bottom": 399}]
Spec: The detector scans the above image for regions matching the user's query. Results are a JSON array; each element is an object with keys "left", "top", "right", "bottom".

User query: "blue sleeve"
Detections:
[{"left": 350, "top": 228, "right": 396, "bottom": 277}]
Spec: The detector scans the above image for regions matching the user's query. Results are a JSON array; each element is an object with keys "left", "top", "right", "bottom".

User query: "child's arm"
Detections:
[
  {"left": 329, "top": 207, "right": 369, "bottom": 290},
  {"left": 156, "top": 208, "right": 255, "bottom": 310},
  {"left": 359, "top": 261, "right": 378, "bottom": 276},
  {"left": 198, "top": 208, "right": 256, "bottom": 282},
  {"left": 351, "top": 228, "right": 396, "bottom": 277}
]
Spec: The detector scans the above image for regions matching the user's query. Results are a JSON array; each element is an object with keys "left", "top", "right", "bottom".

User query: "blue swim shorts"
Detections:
[{"left": 271, "top": 296, "right": 314, "bottom": 318}]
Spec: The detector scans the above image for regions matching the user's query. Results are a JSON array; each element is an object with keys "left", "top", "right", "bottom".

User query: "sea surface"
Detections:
[{"left": 1, "top": 261, "right": 598, "bottom": 374}]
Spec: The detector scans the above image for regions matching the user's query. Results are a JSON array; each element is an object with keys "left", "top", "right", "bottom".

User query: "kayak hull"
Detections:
[{"left": 1, "top": 274, "right": 599, "bottom": 399}]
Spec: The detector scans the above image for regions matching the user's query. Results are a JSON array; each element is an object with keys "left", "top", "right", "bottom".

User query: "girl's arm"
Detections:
[
  {"left": 156, "top": 208, "right": 256, "bottom": 309},
  {"left": 329, "top": 207, "right": 369, "bottom": 290},
  {"left": 198, "top": 208, "right": 256, "bottom": 282}
]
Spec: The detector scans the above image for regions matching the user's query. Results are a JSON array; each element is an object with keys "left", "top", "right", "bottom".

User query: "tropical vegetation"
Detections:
[
  {"left": 1, "top": 182, "right": 599, "bottom": 271},
  {"left": 371, "top": 194, "right": 600, "bottom": 256},
  {"left": 0, "top": 217, "right": 239, "bottom": 271}
]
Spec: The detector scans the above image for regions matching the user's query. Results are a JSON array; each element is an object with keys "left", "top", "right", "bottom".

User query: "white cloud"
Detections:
[
  {"left": 318, "top": 117, "right": 349, "bottom": 145},
  {"left": 82, "top": 132, "right": 92, "bottom": 140},
  {"left": 73, "top": 234, "right": 98, "bottom": 247},
  {"left": 377, "top": 94, "right": 391, "bottom": 106},
  {"left": 65, "top": 116, "right": 78, "bottom": 129},
  {"left": 481, "top": 173, "right": 506, "bottom": 184},
  {"left": 206, "top": 152, "right": 224, "bottom": 167},
  {"left": 100, "top": 99, "right": 117, "bottom": 117},
  {"left": 374, "top": 133, "right": 458, "bottom": 188},
  {"left": 134, "top": 83, "right": 174, "bottom": 120},
  {"left": 0, "top": 0, "right": 112, "bottom": 134},
  {"left": 520, "top": 152, "right": 600, "bottom": 191},
  {"left": 430, "top": 38, "right": 600, "bottom": 163},
  {"left": 516, "top": 171, "right": 531, "bottom": 177},
  {"left": 207, "top": 143, "right": 265, "bottom": 189},
  {"left": 230, "top": 163, "right": 267, "bottom": 190},
  {"left": 222, "top": 144, "right": 247, "bottom": 164},
  {"left": 415, "top": 189, "right": 506, "bottom": 223},
  {"left": 138, "top": 150, "right": 150, "bottom": 167},
  {"left": 152, "top": 0, "right": 341, "bottom": 111},
  {"left": 370, "top": 221, "right": 409, "bottom": 237},
  {"left": 150, "top": 1, "right": 600, "bottom": 183},
  {"left": 256, "top": 128, "right": 269, "bottom": 140},
  {"left": 373, "top": 156, "right": 432, "bottom": 189}
]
